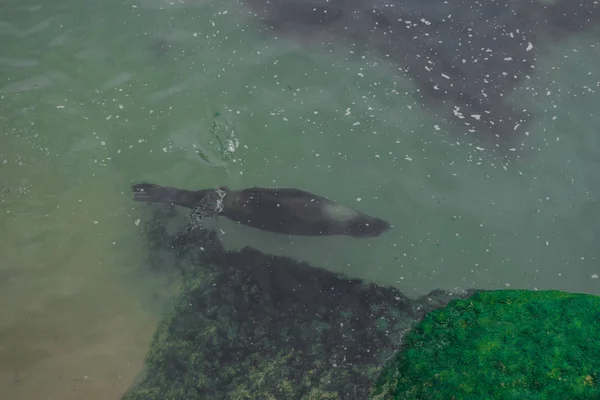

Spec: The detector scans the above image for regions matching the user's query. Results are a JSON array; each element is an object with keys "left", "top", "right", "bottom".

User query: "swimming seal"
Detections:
[{"left": 132, "top": 183, "right": 391, "bottom": 238}]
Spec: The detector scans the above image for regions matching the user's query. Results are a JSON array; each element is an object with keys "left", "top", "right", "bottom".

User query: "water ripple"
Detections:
[
  {"left": 0, "top": 57, "right": 38, "bottom": 67},
  {"left": 0, "top": 76, "right": 52, "bottom": 94},
  {"left": 0, "top": 17, "right": 56, "bottom": 38},
  {"left": 101, "top": 72, "right": 134, "bottom": 91}
]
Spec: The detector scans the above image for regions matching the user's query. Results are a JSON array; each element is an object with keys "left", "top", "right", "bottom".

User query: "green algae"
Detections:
[{"left": 371, "top": 290, "right": 600, "bottom": 400}]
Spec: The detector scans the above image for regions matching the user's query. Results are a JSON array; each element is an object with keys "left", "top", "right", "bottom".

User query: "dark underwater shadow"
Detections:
[
  {"left": 123, "top": 204, "right": 479, "bottom": 399},
  {"left": 238, "top": 0, "right": 600, "bottom": 153}
]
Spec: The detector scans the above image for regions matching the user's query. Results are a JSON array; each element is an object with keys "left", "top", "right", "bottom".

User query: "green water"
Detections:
[{"left": 1, "top": 0, "right": 599, "bottom": 398}]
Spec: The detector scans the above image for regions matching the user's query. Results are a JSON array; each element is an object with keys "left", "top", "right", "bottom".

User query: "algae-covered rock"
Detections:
[
  {"left": 123, "top": 207, "right": 474, "bottom": 399},
  {"left": 371, "top": 290, "right": 600, "bottom": 400}
]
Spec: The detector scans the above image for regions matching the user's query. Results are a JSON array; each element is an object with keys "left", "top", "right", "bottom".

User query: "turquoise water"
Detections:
[{"left": 1, "top": 0, "right": 599, "bottom": 398}]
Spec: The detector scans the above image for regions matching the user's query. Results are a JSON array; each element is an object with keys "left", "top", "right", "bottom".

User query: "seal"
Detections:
[{"left": 132, "top": 183, "right": 391, "bottom": 238}]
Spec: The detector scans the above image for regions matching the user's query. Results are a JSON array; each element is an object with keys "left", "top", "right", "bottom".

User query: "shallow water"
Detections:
[{"left": 1, "top": 0, "right": 599, "bottom": 398}]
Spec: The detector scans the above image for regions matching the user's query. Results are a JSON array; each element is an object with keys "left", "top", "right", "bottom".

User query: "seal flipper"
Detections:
[{"left": 132, "top": 183, "right": 200, "bottom": 209}]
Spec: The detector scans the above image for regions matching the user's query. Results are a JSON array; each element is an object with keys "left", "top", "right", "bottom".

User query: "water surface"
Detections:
[{"left": 1, "top": 0, "right": 599, "bottom": 398}]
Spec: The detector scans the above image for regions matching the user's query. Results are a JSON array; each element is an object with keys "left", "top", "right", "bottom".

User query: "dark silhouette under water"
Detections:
[
  {"left": 240, "top": 0, "right": 600, "bottom": 149},
  {"left": 132, "top": 182, "right": 390, "bottom": 238}
]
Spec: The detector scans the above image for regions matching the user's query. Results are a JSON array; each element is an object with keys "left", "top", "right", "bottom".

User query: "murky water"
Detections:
[{"left": 1, "top": 0, "right": 599, "bottom": 398}]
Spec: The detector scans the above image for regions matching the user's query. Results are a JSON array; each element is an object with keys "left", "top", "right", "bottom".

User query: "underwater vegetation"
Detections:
[{"left": 371, "top": 289, "right": 600, "bottom": 399}]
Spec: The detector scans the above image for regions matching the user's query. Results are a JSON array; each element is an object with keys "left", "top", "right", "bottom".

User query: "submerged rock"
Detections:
[
  {"left": 371, "top": 289, "right": 600, "bottom": 399},
  {"left": 123, "top": 207, "right": 475, "bottom": 399}
]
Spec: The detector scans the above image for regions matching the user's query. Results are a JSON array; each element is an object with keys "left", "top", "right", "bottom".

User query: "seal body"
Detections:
[{"left": 132, "top": 183, "right": 390, "bottom": 238}]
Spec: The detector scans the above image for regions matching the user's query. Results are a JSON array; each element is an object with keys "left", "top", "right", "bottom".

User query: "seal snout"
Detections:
[{"left": 349, "top": 217, "right": 391, "bottom": 238}]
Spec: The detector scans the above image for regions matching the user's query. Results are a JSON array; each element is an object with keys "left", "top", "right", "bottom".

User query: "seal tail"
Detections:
[{"left": 132, "top": 183, "right": 198, "bottom": 209}]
